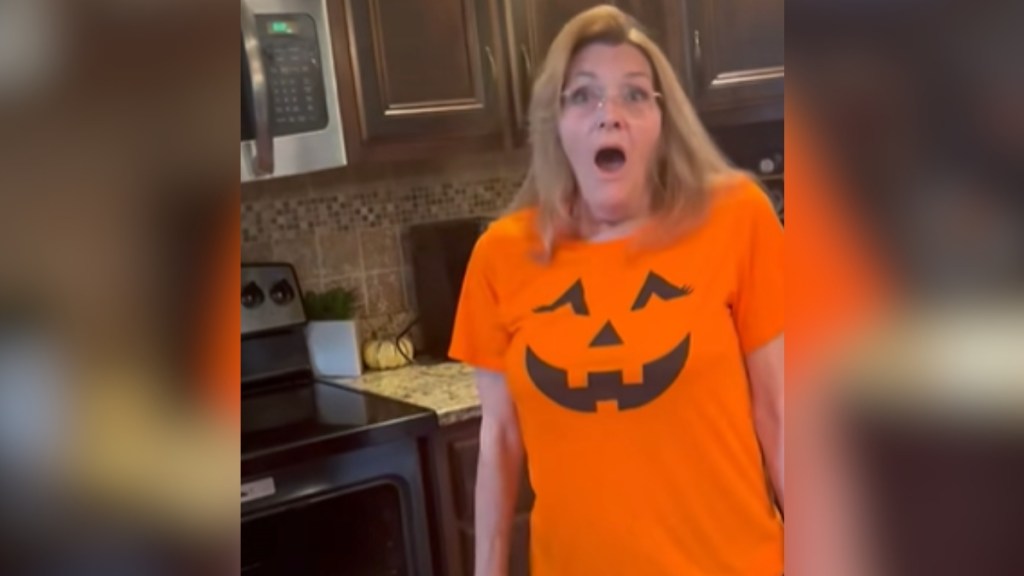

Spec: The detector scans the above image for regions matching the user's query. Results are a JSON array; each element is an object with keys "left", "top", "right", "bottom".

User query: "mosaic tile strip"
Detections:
[{"left": 242, "top": 170, "right": 524, "bottom": 241}]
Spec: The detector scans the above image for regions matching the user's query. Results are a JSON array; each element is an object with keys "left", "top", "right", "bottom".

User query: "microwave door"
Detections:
[{"left": 241, "top": 0, "right": 274, "bottom": 178}]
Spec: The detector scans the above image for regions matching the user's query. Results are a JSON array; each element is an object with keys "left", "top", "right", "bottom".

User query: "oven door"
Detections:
[
  {"left": 243, "top": 481, "right": 411, "bottom": 575},
  {"left": 242, "top": 439, "right": 435, "bottom": 576},
  {"left": 240, "top": 0, "right": 347, "bottom": 182}
]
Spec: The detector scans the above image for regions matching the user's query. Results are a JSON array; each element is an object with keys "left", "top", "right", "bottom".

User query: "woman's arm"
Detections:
[
  {"left": 747, "top": 334, "right": 785, "bottom": 513},
  {"left": 474, "top": 368, "right": 525, "bottom": 576}
]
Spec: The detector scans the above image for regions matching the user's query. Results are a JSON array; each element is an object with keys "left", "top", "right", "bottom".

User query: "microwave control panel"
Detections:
[{"left": 256, "top": 14, "right": 329, "bottom": 137}]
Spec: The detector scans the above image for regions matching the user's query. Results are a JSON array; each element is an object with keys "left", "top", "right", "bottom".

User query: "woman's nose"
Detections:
[{"left": 595, "top": 98, "right": 625, "bottom": 129}]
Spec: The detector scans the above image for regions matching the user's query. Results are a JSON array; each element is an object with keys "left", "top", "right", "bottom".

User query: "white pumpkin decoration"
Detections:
[{"left": 362, "top": 336, "right": 415, "bottom": 370}]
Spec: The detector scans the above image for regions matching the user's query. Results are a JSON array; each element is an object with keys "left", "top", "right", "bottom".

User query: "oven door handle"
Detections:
[{"left": 242, "top": 0, "right": 274, "bottom": 176}]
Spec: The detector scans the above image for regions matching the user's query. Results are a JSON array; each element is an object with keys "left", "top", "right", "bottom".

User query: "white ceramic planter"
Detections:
[{"left": 305, "top": 320, "right": 363, "bottom": 377}]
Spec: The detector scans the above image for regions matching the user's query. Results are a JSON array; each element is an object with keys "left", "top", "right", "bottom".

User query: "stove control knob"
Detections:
[
  {"left": 270, "top": 280, "right": 295, "bottom": 305},
  {"left": 241, "top": 282, "right": 265, "bottom": 308}
]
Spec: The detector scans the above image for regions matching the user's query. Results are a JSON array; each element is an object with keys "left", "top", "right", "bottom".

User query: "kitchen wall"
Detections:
[{"left": 241, "top": 152, "right": 528, "bottom": 343}]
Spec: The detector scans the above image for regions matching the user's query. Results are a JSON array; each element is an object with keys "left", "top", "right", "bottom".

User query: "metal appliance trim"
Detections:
[
  {"left": 241, "top": 2, "right": 274, "bottom": 175},
  {"left": 241, "top": 0, "right": 347, "bottom": 181}
]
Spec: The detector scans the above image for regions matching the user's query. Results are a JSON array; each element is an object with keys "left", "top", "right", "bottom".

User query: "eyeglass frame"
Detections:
[{"left": 558, "top": 85, "right": 664, "bottom": 115}]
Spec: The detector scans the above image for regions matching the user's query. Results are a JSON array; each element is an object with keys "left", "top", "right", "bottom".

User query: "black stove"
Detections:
[
  {"left": 242, "top": 375, "right": 436, "bottom": 477},
  {"left": 240, "top": 263, "right": 438, "bottom": 576},
  {"left": 240, "top": 263, "right": 437, "bottom": 474}
]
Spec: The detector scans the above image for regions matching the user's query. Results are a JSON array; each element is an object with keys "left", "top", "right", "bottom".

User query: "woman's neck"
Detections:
[
  {"left": 576, "top": 201, "right": 649, "bottom": 243},
  {"left": 580, "top": 217, "right": 646, "bottom": 242}
]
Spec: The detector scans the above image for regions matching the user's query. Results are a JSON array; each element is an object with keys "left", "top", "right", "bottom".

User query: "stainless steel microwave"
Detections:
[{"left": 241, "top": 0, "right": 347, "bottom": 182}]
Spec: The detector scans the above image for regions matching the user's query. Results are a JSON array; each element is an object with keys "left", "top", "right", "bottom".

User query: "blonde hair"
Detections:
[{"left": 509, "top": 5, "right": 741, "bottom": 256}]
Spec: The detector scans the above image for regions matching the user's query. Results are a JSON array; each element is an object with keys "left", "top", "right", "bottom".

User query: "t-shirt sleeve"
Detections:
[
  {"left": 448, "top": 230, "right": 510, "bottom": 372},
  {"left": 732, "top": 182, "right": 785, "bottom": 354}
]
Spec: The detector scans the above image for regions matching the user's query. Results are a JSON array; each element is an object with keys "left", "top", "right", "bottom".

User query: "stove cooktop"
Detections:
[
  {"left": 240, "top": 263, "right": 438, "bottom": 477},
  {"left": 242, "top": 379, "right": 437, "bottom": 476}
]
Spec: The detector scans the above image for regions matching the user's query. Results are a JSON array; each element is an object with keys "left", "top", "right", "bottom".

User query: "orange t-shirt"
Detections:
[{"left": 450, "top": 177, "right": 784, "bottom": 576}]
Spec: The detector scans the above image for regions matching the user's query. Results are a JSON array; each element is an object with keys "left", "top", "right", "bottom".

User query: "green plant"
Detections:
[{"left": 303, "top": 287, "right": 358, "bottom": 321}]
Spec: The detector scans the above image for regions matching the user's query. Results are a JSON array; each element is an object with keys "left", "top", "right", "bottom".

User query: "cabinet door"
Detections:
[
  {"left": 504, "top": 0, "right": 678, "bottom": 137},
  {"left": 521, "top": 0, "right": 605, "bottom": 62},
  {"left": 338, "top": 0, "right": 508, "bottom": 159},
  {"left": 617, "top": 0, "right": 678, "bottom": 65},
  {"left": 684, "top": 0, "right": 784, "bottom": 124}
]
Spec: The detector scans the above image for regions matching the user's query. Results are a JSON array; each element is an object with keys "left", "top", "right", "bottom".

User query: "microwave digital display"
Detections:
[{"left": 268, "top": 21, "right": 296, "bottom": 35}]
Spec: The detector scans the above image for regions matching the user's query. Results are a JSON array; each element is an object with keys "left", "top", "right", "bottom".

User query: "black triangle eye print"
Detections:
[
  {"left": 533, "top": 278, "right": 589, "bottom": 316},
  {"left": 631, "top": 271, "right": 693, "bottom": 311}
]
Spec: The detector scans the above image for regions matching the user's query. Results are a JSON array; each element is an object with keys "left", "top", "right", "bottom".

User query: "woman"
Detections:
[{"left": 450, "top": 6, "right": 784, "bottom": 576}]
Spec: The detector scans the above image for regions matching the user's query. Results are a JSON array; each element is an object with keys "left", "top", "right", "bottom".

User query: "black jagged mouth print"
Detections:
[{"left": 525, "top": 333, "right": 691, "bottom": 413}]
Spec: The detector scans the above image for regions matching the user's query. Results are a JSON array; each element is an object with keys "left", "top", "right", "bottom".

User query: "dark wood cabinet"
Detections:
[
  {"left": 324, "top": 0, "right": 784, "bottom": 164},
  {"left": 330, "top": 0, "right": 511, "bottom": 161},
  {"left": 428, "top": 417, "right": 534, "bottom": 576},
  {"left": 681, "top": 0, "right": 784, "bottom": 125},
  {"left": 502, "top": 0, "right": 680, "bottom": 137}
]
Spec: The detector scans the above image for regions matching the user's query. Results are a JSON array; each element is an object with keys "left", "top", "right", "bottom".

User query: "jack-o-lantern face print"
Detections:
[{"left": 525, "top": 270, "right": 693, "bottom": 413}]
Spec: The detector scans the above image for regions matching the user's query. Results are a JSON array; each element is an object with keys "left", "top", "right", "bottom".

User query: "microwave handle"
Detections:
[{"left": 241, "top": 1, "right": 274, "bottom": 175}]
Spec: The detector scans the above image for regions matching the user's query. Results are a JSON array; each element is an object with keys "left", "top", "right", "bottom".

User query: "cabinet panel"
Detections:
[
  {"left": 523, "top": 0, "right": 605, "bottom": 62},
  {"left": 375, "top": 2, "right": 477, "bottom": 104},
  {"left": 340, "top": 0, "right": 507, "bottom": 157},
  {"left": 685, "top": 0, "right": 784, "bottom": 123},
  {"left": 703, "top": 0, "right": 783, "bottom": 72},
  {"left": 618, "top": 0, "right": 678, "bottom": 61}
]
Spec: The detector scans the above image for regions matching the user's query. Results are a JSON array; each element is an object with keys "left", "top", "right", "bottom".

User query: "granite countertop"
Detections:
[{"left": 324, "top": 361, "right": 481, "bottom": 426}]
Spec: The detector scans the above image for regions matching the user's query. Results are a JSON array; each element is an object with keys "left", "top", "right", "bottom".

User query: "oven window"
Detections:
[{"left": 242, "top": 482, "right": 410, "bottom": 576}]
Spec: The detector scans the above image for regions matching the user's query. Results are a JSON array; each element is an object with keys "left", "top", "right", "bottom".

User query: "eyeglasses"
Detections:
[{"left": 560, "top": 85, "right": 662, "bottom": 115}]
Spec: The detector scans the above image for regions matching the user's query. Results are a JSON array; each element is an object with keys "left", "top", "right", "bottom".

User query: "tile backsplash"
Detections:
[{"left": 241, "top": 154, "right": 527, "bottom": 344}]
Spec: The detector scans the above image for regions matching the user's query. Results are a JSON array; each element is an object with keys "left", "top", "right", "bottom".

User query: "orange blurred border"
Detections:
[
  {"left": 785, "top": 95, "right": 893, "bottom": 387},
  {"left": 201, "top": 186, "right": 241, "bottom": 426}
]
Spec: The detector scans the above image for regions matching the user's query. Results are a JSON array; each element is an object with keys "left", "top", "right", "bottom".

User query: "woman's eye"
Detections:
[
  {"left": 568, "top": 87, "right": 594, "bottom": 105},
  {"left": 624, "top": 87, "right": 651, "bottom": 103}
]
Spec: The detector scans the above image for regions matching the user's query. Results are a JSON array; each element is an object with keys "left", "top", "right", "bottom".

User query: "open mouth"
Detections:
[{"left": 594, "top": 146, "right": 626, "bottom": 173}]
